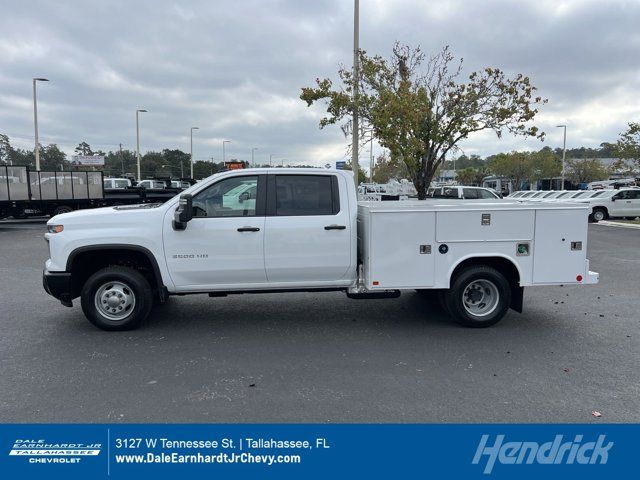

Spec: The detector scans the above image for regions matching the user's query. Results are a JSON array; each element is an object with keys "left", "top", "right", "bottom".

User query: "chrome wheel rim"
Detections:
[
  {"left": 593, "top": 211, "right": 604, "bottom": 221},
  {"left": 462, "top": 279, "right": 499, "bottom": 317},
  {"left": 94, "top": 281, "right": 135, "bottom": 321}
]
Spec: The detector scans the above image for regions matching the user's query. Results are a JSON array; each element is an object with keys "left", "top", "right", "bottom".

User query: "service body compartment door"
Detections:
[
  {"left": 532, "top": 209, "right": 588, "bottom": 284},
  {"left": 368, "top": 211, "right": 436, "bottom": 288}
]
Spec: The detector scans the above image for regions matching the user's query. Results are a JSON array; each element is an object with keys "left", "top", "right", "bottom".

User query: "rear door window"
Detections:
[
  {"left": 274, "top": 175, "right": 338, "bottom": 216},
  {"left": 463, "top": 188, "right": 479, "bottom": 199}
]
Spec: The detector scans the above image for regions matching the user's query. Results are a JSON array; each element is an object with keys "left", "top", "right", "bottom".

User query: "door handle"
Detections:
[
  {"left": 324, "top": 224, "right": 346, "bottom": 230},
  {"left": 237, "top": 226, "right": 260, "bottom": 232}
]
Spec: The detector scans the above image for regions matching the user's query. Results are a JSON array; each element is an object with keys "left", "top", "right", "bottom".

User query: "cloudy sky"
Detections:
[{"left": 1, "top": 0, "right": 639, "bottom": 169}]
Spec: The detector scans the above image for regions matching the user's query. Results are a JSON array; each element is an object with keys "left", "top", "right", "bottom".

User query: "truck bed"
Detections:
[{"left": 357, "top": 200, "right": 598, "bottom": 290}]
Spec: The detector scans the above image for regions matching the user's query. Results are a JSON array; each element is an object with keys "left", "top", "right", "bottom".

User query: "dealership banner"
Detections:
[{"left": 0, "top": 424, "right": 634, "bottom": 479}]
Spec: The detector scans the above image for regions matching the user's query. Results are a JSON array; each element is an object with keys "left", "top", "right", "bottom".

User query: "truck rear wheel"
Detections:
[
  {"left": 80, "top": 266, "right": 153, "bottom": 331},
  {"left": 445, "top": 266, "right": 511, "bottom": 328},
  {"left": 53, "top": 205, "right": 73, "bottom": 216}
]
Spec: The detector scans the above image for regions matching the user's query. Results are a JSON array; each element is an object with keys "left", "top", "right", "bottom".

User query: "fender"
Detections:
[
  {"left": 446, "top": 253, "right": 524, "bottom": 288},
  {"left": 65, "top": 243, "right": 167, "bottom": 300}
]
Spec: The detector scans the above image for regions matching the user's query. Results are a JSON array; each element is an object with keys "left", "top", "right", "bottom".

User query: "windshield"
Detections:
[
  {"left": 541, "top": 191, "right": 556, "bottom": 198},
  {"left": 521, "top": 191, "right": 536, "bottom": 198},
  {"left": 555, "top": 192, "right": 571, "bottom": 199}
]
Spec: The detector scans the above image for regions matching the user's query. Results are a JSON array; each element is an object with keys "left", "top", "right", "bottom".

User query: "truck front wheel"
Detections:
[
  {"left": 80, "top": 266, "right": 153, "bottom": 331},
  {"left": 445, "top": 266, "right": 511, "bottom": 328}
]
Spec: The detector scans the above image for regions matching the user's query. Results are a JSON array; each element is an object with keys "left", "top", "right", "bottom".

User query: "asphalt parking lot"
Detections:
[{"left": 0, "top": 221, "right": 638, "bottom": 423}]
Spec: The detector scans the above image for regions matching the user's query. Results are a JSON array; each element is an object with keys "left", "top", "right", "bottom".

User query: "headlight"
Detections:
[{"left": 47, "top": 224, "right": 64, "bottom": 234}]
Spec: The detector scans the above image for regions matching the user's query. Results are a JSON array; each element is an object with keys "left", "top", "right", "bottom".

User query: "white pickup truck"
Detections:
[{"left": 43, "top": 168, "right": 599, "bottom": 331}]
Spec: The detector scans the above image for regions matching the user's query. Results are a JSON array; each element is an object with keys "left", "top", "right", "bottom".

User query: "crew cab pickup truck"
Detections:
[{"left": 43, "top": 168, "right": 599, "bottom": 331}]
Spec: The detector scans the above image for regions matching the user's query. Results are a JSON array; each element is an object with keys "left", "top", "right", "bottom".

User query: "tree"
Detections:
[
  {"left": 74, "top": 142, "right": 93, "bottom": 156},
  {"left": 488, "top": 151, "right": 533, "bottom": 190},
  {"left": 371, "top": 152, "right": 407, "bottom": 183},
  {"left": 565, "top": 158, "right": 609, "bottom": 184},
  {"left": 455, "top": 167, "right": 478, "bottom": 186},
  {"left": 342, "top": 160, "right": 367, "bottom": 184},
  {"left": 614, "top": 122, "right": 640, "bottom": 170},
  {"left": 0, "top": 134, "right": 13, "bottom": 164},
  {"left": 301, "top": 43, "right": 546, "bottom": 198},
  {"left": 531, "top": 147, "right": 561, "bottom": 181}
]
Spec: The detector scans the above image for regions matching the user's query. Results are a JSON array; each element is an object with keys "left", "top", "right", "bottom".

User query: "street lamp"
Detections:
[
  {"left": 135, "top": 109, "right": 147, "bottom": 181},
  {"left": 33, "top": 78, "right": 49, "bottom": 171},
  {"left": 251, "top": 147, "right": 258, "bottom": 166},
  {"left": 352, "top": 0, "right": 360, "bottom": 188},
  {"left": 269, "top": 154, "right": 277, "bottom": 167},
  {"left": 190, "top": 126, "right": 199, "bottom": 178},
  {"left": 557, "top": 125, "right": 567, "bottom": 190},
  {"left": 222, "top": 140, "right": 231, "bottom": 163}
]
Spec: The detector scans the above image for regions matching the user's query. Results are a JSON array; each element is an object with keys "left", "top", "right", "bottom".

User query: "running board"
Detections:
[{"left": 346, "top": 290, "right": 400, "bottom": 300}]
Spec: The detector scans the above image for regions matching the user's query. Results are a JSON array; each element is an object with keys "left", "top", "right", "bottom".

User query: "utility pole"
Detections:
[
  {"left": 223, "top": 140, "right": 231, "bottom": 163},
  {"left": 33, "top": 78, "right": 49, "bottom": 171},
  {"left": 190, "top": 126, "right": 199, "bottom": 178},
  {"left": 135, "top": 109, "right": 147, "bottom": 181},
  {"left": 351, "top": 0, "right": 360, "bottom": 188},
  {"left": 119, "top": 143, "right": 124, "bottom": 175},
  {"left": 557, "top": 125, "right": 567, "bottom": 190},
  {"left": 251, "top": 147, "right": 258, "bottom": 167},
  {"left": 369, "top": 130, "right": 374, "bottom": 183}
]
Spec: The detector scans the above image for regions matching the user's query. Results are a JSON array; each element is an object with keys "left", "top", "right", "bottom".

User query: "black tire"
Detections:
[
  {"left": 53, "top": 205, "right": 73, "bottom": 216},
  {"left": 80, "top": 266, "right": 153, "bottom": 331},
  {"left": 444, "top": 266, "right": 511, "bottom": 328},
  {"left": 591, "top": 208, "right": 607, "bottom": 223}
]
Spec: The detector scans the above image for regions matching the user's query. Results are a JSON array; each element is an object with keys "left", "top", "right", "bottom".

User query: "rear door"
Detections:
[{"left": 264, "top": 173, "right": 352, "bottom": 284}]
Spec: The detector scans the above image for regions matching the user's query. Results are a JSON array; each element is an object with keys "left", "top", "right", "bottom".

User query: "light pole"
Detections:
[
  {"left": 190, "top": 126, "right": 199, "bottom": 178},
  {"left": 222, "top": 140, "right": 231, "bottom": 163},
  {"left": 33, "top": 78, "right": 49, "bottom": 171},
  {"left": 251, "top": 147, "right": 258, "bottom": 166},
  {"left": 269, "top": 154, "right": 277, "bottom": 167},
  {"left": 351, "top": 0, "right": 360, "bottom": 188},
  {"left": 557, "top": 125, "right": 567, "bottom": 190},
  {"left": 135, "top": 109, "right": 147, "bottom": 181}
]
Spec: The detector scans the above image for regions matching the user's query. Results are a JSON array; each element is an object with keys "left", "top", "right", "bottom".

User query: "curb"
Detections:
[{"left": 595, "top": 220, "right": 640, "bottom": 230}]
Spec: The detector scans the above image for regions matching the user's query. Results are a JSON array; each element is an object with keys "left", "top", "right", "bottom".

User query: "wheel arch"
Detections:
[
  {"left": 447, "top": 255, "right": 524, "bottom": 313},
  {"left": 66, "top": 244, "right": 166, "bottom": 301}
]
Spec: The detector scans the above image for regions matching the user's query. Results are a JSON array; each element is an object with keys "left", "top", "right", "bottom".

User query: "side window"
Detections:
[
  {"left": 275, "top": 175, "right": 336, "bottom": 216},
  {"left": 433, "top": 187, "right": 457, "bottom": 198},
  {"left": 192, "top": 176, "right": 259, "bottom": 217},
  {"left": 480, "top": 189, "right": 497, "bottom": 199},
  {"left": 614, "top": 191, "right": 630, "bottom": 200},
  {"left": 463, "top": 188, "right": 479, "bottom": 199}
]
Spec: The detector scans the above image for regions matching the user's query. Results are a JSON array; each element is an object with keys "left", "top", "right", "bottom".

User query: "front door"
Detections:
[
  {"left": 611, "top": 189, "right": 640, "bottom": 217},
  {"left": 163, "top": 174, "right": 268, "bottom": 290},
  {"left": 263, "top": 173, "right": 353, "bottom": 284}
]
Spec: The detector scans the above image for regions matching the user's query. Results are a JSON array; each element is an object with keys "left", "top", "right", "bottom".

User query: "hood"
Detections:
[{"left": 47, "top": 203, "right": 166, "bottom": 226}]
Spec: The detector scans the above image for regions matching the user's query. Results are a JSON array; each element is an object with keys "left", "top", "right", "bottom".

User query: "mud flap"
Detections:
[{"left": 510, "top": 285, "right": 524, "bottom": 313}]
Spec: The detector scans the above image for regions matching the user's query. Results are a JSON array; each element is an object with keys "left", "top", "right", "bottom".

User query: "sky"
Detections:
[{"left": 1, "top": 0, "right": 639, "bottom": 169}]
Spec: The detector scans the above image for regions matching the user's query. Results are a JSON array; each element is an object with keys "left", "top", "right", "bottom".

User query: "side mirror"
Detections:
[
  {"left": 173, "top": 193, "right": 193, "bottom": 230},
  {"left": 611, "top": 196, "right": 617, "bottom": 202},
  {"left": 239, "top": 191, "right": 250, "bottom": 203}
]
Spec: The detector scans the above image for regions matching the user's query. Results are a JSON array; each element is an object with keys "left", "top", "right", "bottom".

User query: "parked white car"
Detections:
[
  {"left": 103, "top": 178, "right": 133, "bottom": 189},
  {"left": 428, "top": 185, "right": 502, "bottom": 199},
  {"left": 573, "top": 188, "right": 640, "bottom": 222},
  {"left": 137, "top": 179, "right": 166, "bottom": 189}
]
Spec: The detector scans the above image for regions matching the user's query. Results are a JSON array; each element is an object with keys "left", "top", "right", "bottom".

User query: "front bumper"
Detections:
[{"left": 43, "top": 269, "right": 73, "bottom": 307}]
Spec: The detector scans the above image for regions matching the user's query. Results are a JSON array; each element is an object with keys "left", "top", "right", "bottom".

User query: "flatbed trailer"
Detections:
[{"left": 0, "top": 165, "right": 181, "bottom": 218}]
